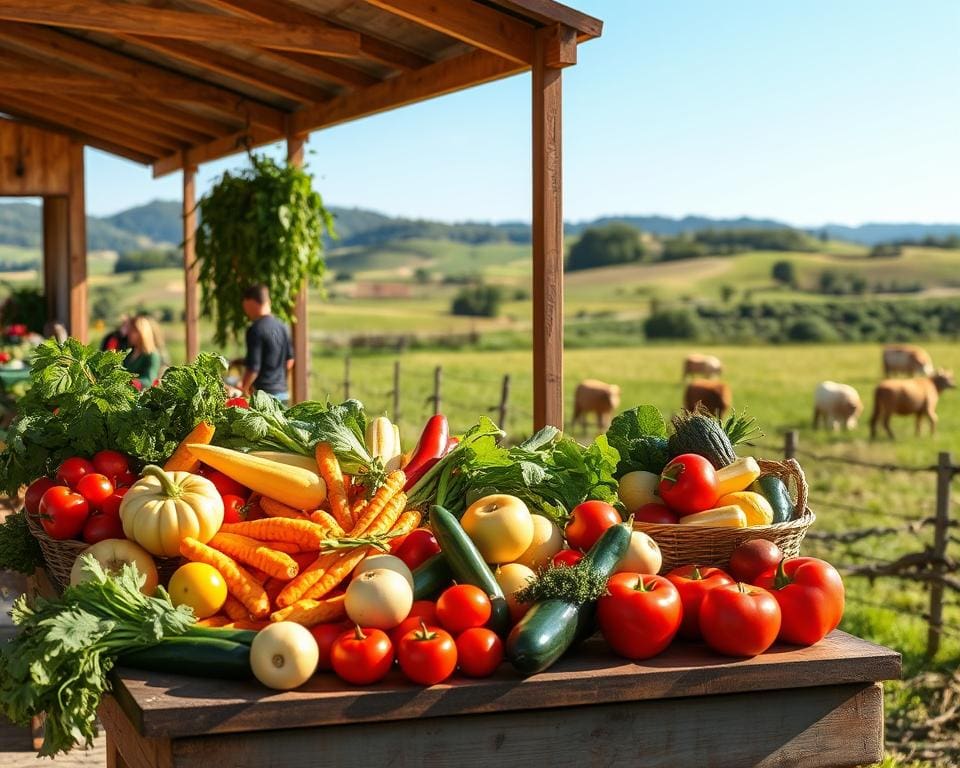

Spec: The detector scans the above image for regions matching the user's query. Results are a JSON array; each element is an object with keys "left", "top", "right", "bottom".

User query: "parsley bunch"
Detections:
[{"left": 0, "top": 510, "right": 43, "bottom": 574}]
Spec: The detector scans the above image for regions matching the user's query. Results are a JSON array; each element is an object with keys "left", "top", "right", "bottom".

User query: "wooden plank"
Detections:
[
  {"left": 123, "top": 99, "right": 239, "bottom": 137},
  {"left": 287, "top": 133, "right": 309, "bottom": 404},
  {"left": 163, "top": 683, "right": 883, "bottom": 768},
  {"left": 0, "top": 1, "right": 362, "bottom": 55},
  {"left": 183, "top": 165, "right": 199, "bottom": 363},
  {"left": 110, "top": 632, "right": 900, "bottom": 738},
  {"left": 152, "top": 125, "right": 280, "bottom": 178},
  {"left": 363, "top": 0, "right": 536, "bottom": 64},
  {"left": 531, "top": 26, "right": 563, "bottom": 430},
  {"left": 43, "top": 196, "right": 70, "bottom": 326},
  {"left": 489, "top": 0, "right": 603, "bottom": 39},
  {"left": 0, "top": 119, "right": 70, "bottom": 195},
  {"left": 67, "top": 141, "right": 87, "bottom": 344},
  {"left": 99, "top": 696, "right": 172, "bottom": 768},
  {"left": 259, "top": 50, "right": 381, "bottom": 90}
]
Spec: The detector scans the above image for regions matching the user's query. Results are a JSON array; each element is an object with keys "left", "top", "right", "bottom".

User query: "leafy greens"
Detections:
[{"left": 605, "top": 405, "right": 670, "bottom": 478}]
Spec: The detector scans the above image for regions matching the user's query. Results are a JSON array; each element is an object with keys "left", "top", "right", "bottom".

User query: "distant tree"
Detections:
[
  {"left": 694, "top": 228, "right": 815, "bottom": 254},
  {"left": 719, "top": 284, "right": 736, "bottom": 303},
  {"left": 643, "top": 309, "right": 702, "bottom": 340},
  {"left": 772, "top": 260, "right": 797, "bottom": 287},
  {"left": 566, "top": 224, "right": 646, "bottom": 271},
  {"left": 413, "top": 267, "right": 432, "bottom": 284},
  {"left": 451, "top": 283, "right": 503, "bottom": 317},
  {"left": 819, "top": 229, "right": 830, "bottom": 243},
  {"left": 661, "top": 237, "right": 707, "bottom": 261},
  {"left": 869, "top": 243, "right": 903, "bottom": 258}
]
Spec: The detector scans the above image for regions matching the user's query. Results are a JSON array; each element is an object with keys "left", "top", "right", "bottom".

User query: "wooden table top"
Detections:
[{"left": 110, "top": 630, "right": 900, "bottom": 740}]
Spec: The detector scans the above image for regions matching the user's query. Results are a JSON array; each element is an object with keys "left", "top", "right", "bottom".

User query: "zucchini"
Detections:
[
  {"left": 668, "top": 411, "right": 737, "bottom": 469},
  {"left": 430, "top": 505, "right": 511, "bottom": 636},
  {"left": 185, "top": 626, "right": 258, "bottom": 645},
  {"left": 118, "top": 636, "right": 252, "bottom": 679},
  {"left": 506, "top": 520, "right": 632, "bottom": 675},
  {"left": 750, "top": 475, "right": 794, "bottom": 523},
  {"left": 412, "top": 552, "right": 453, "bottom": 600}
]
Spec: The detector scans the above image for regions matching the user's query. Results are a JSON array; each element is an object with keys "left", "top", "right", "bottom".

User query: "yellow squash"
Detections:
[
  {"left": 715, "top": 457, "right": 761, "bottom": 498},
  {"left": 366, "top": 416, "right": 403, "bottom": 471},
  {"left": 678, "top": 505, "right": 748, "bottom": 528},
  {"left": 716, "top": 491, "right": 774, "bottom": 526},
  {"left": 187, "top": 444, "right": 327, "bottom": 510},
  {"left": 250, "top": 451, "right": 320, "bottom": 473}
]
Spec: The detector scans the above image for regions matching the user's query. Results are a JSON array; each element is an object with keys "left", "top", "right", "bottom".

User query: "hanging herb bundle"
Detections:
[{"left": 195, "top": 153, "right": 335, "bottom": 345}]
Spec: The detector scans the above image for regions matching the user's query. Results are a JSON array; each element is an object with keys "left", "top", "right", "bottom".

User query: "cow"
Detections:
[
  {"left": 813, "top": 381, "right": 863, "bottom": 431},
  {"left": 682, "top": 353, "right": 723, "bottom": 381},
  {"left": 683, "top": 379, "right": 732, "bottom": 418},
  {"left": 883, "top": 344, "right": 934, "bottom": 377},
  {"left": 870, "top": 370, "right": 956, "bottom": 439},
  {"left": 571, "top": 379, "right": 621, "bottom": 433}
]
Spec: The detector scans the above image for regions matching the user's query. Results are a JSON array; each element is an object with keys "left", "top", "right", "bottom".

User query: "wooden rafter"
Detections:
[
  {"left": 123, "top": 99, "right": 241, "bottom": 136},
  {"left": 0, "top": 1, "right": 363, "bottom": 56},
  {"left": 257, "top": 51, "right": 380, "bottom": 90},
  {"left": 97, "top": 102, "right": 217, "bottom": 145},
  {"left": 491, "top": 0, "right": 602, "bottom": 39},
  {"left": 153, "top": 125, "right": 282, "bottom": 177},
  {"left": 362, "top": 0, "right": 536, "bottom": 64}
]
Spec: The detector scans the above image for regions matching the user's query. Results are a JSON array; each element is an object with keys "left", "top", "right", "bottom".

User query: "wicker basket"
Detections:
[{"left": 635, "top": 458, "right": 815, "bottom": 573}]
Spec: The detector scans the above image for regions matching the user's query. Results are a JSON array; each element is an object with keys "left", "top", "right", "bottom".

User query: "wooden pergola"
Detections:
[{"left": 0, "top": 0, "right": 602, "bottom": 429}]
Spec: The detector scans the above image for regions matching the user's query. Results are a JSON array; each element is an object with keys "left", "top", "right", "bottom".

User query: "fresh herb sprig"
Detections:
[
  {"left": 515, "top": 562, "right": 609, "bottom": 605},
  {"left": 0, "top": 510, "right": 43, "bottom": 574}
]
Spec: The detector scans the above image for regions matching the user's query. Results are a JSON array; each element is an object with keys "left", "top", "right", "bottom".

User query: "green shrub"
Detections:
[
  {"left": 786, "top": 317, "right": 840, "bottom": 342},
  {"left": 567, "top": 224, "right": 646, "bottom": 271},
  {"left": 644, "top": 309, "right": 702, "bottom": 339},
  {"left": 451, "top": 284, "right": 503, "bottom": 317}
]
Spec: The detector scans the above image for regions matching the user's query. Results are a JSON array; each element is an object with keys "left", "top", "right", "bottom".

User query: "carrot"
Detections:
[
  {"left": 276, "top": 551, "right": 338, "bottom": 608},
  {"left": 224, "top": 620, "right": 270, "bottom": 631},
  {"left": 163, "top": 421, "right": 215, "bottom": 472},
  {"left": 292, "top": 552, "right": 318, "bottom": 572},
  {"left": 262, "top": 540, "right": 301, "bottom": 554},
  {"left": 246, "top": 566, "right": 270, "bottom": 584},
  {"left": 260, "top": 497, "right": 309, "bottom": 521},
  {"left": 179, "top": 537, "right": 271, "bottom": 619},
  {"left": 315, "top": 442, "right": 351, "bottom": 530},
  {"left": 270, "top": 595, "right": 346, "bottom": 626},
  {"left": 209, "top": 532, "right": 299, "bottom": 580},
  {"left": 389, "top": 507, "right": 422, "bottom": 539},
  {"left": 309, "top": 510, "right": 344, "bottom": 537},
  {"left": 263, "top": 578, "right": 285, "bottom": 606},
  {"left": 349, "top": 470, "right": 405, "bottom": 536},
  {"left": 301, "top": 547, "right": 371, "bottom": 601},
  {"left": 220, "top": 518, "right": 330, "bottom": 549},
  {"left": 194, "top": 615, "right": 230, "bottom": 628},
  {"left": 348, "top": 497, "right": 367, "bottom": 529},
  {"left": 222, "top": 595, "right": 250, "bottom": 622}
]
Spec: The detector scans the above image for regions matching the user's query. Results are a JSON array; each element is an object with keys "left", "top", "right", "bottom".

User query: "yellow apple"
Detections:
[
  {"left": 353, "top": 553, "right": 414, "bottom": 589},
  {"left": 618, "top": 470, "right": 662, "bottom": 512},
  {"left": 515, "top": 514, "right": 564, "bottom": 570},
  {"left": 70, "top": 539, "right": 158, "bottom": 595},
  {"left": 496, "top": 562, "right": 536, "bottom": 622},
  {"left": 615, "top": 530, "right": 663, "bottom": 575},
  {"left": 461, "top": 494, "right": 534, "bottom": 564}
]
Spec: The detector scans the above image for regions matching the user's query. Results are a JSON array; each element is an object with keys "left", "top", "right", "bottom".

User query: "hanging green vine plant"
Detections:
[{"left": 195, "top": 153, "right": 335, "bottom": 346}]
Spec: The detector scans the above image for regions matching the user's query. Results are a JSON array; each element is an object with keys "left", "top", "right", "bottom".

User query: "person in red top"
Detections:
[{"left": 101, "top": 315, "right": 130, "bottom": 352}]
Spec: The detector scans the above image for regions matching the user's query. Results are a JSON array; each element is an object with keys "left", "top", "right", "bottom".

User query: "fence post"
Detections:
[
  {"left": 784, "top": 430, "right": 798, "bottom": 460},
  {"left": 432, "top": 366, "right": 442, "bottom": 415},
  {"left": 498, "top": 374, "right": 511, "bottom": 428},
  {"left": 927, "top": 451, "right": 953, "bottom": 658},
  {"left": 343, "top": 356, "right": 351, "bottom": 400},
  {"left": 392, "top": 360, "right": 401, "bottom": 424}
]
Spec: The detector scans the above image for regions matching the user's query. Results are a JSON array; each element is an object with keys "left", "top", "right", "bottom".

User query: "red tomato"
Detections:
[
  {"left": 55, "top": 457, "right": 95, "bottom": 488},
  {"left": 221, "top": 494, "right": 248, "bottom": 525},
  {"left": 754, "top": 558, "right": 845, "bottom": 646},
  {"left": 552, "top": 549, "right": 584, "bottom": 568},
  {"left": 409, "top": 600, "right": 438, "bottom": 626},
  {"left": 225, "top": 397, "right": 249, "bottom": 409},
  {"left": 598, "top": 573, "right": 682, "bottom": 659},
  {"left": 565, "top": 501, "right": 622, "bottom": 551},
  {"left": 92, "top": 450, "right": 130, "bottom": 480},
  {"left": 658, "top": 454, "right": 719, "bottom": 515},
  {"left": 729, "top": 539, "right": 784, "bottom": 583},
  {"left": 665, "top": 565, "right": 735, "bottom": 640},
  {"left": 456, "top": 627, "right": 504, "bottom": 678},
  {"left": 82, "top": 511, "right": 125, "bottom": 544},
  {"left": 310, "top": 622, "right": 352, "bottom": 672},
  {"left": 392, "top": 528, "right": 441, "bottom": 571},
  {"left": 436, "top": 585, "right": 491, "bottom": 635},
  {"left": 330, "top": 626, "right": 394, "bottom": 685},
  {"left": 113, "top": 471, "right": 137, "bottom": 489},
  {"left": 200, "top": 468, "right": 250, "bottom": 500},
  {"left": 699, "top": 583, "right": 782, "bottom": 657},
  {"left": 39, "top": 486, "right": 90, "bottom": 540},
  {"left": 390, "top": 616, "right": 437, "bottom": 648},
  {"left": 634, "top": 503, "right": 680, "bottom": 525},
  {"left": 99, "top": 487, "right": 129, "bottom": 519},
  {"left": 24, "top": 477, "right": 59, "bottom": 517},
  {"left": 75, "top": 473, "right": 115, "bottom": 509},
  {"left": 397, "top": 623, "right": 457, "bottom": 685}
]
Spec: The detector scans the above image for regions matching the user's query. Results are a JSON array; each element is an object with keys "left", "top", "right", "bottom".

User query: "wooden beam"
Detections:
[
  {"left": 544, "top": 24, "right": 577, "bottom": 68},
  {"left": 124, "top": 99, "right": 240, "bottom": 137},
  {"left": 362, "top": 0, "right": 536, "bottom": 64},
  {"left": 531, "top": 27, "right": 563, "bottom": 430},
  {"left": 0, "top": 1, "right": 362, "bottom": 55},
  {"left": 183, "top": 165, "right": 199, "bottom": 363},
  {"left": 287, "top": 134, "right": 309, "bottom": 404},
  {"left": 260, "top": 51, "right": 380, "bottom": 90},
  {"left": 489, "top": 0, "right": 603, "bottom": 39},
  {"left": 0, "top": 23, "right": 286, "bottom": 132},
  {"left": 89, "top": 101, "right": 216, "bottom": 145},
  {"left": 153, "top": 125, "right": 279, "bottom": 177},
  {"left": 67, "top": 141, "right": 87, "bottom": 343}
]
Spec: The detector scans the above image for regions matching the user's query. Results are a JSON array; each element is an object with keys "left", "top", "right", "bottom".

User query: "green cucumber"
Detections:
[
  {"left": 413, "top": 552, "right": 453, "bottom": 600},
  {"left": 118, "top": 636, "right": 252, "bottom": 679},
  {"left": 185, "top": 626, "right": 258, "bottom": 645},
  {"left": 506, "top": 520, "right": 632, "bottom": 675},
  {"left": 750, "top": 475, "right": 794, "bottom": 523},
  {"left": 430, "top": 505, "right": 511, "bottom": 636}
]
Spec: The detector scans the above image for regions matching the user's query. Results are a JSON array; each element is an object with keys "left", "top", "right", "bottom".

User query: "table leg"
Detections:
[{"left": 107, "top": 731, "right": 128, "bottom": 768}]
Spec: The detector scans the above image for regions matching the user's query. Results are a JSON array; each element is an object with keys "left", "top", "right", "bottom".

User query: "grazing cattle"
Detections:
[
  {"left": 883, "top": 344, "right": 934, "bottom": 377},
  {"left": 684, "top": 379, "right": 732, "bottom": 418},
  {"left": 870, "top": 370, "right": 956, "bottom": 439},
  {"left": 682, "top": 353, "right": 723, "bottom": 380},
  {"left": 571, "top": 379, "right": 621, "bottom": 433},
  {"left": 813, "top": 381, "right": 863, "bottom": 431}
]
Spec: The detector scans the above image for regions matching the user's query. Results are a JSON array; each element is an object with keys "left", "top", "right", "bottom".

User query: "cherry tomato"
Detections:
[
  {"left": 39, "top": 486, "right": 90, "bottom": 540},
  {"left": 565, "top": 501, "right": 622, "bottom": 551},
  {"left": 699, "top": 582, "right": 782, "bottom": 657},
  {"left": 598, "top": 573, "right": 682, "bottom": 659},
  {"left": 75, "top": 473, "right": 115, "bottom": 509},
  {"left": 55, "top": 457, "right": 95, "bottom": 488},
  {"left": 24, "top": 477, "right": 59, "bottom": 517},
  {"left": 456, "top": 627, "right": 503, "bottom": 678},
  {"left": 436, "top": 585, "right": 492, "bottom": 635},
  {"left": 221, "top": 494, "right": 248, "bottom": 525},
  {"left": 729, "top": 539, "right": 784, "bottom": 583},
  {"left": 310, "top": 621, "right": 352, "bottom": 672},
  {"left": 330, "top": 626, "right": 394, "bottom": 685},
  {"left": 200, "top": 467, "right": 250, "bottom": 499},
  {"left": 397, "top": 623, "right": 457, "bottom": 685},
  {"left": 658, "top": 454, "right": 720, "bottom": 515},
  {"left": 665, "top": 565, "right": 735, "bottom": 640},
  {"left": 82, "top": 511, "right": 125, "bottom": 544},
  {"left": 552, "top": 549, "right": 584, "bottom": 568},
  {"left": 113, "top": 470, "right": 137, "bottom": 488},
  {"left": 754, "top": 557, "right": 845, "bottom": 646},
  {"left": 99, "top": 487, "right": 129, "bottom": 519},
  {"left": 92, "top": 450, "right": 130, "bottom": 480},
  {"left": 392, "top": 528, "right": 441, "bottom": 572},
  {"left": 634, "top": 503, "right": 680, "bottom": 525}
]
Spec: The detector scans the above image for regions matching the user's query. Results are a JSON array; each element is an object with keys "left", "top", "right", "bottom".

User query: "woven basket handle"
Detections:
[{"left": 757, "top": 457, "right": 809, "bottom": 520}]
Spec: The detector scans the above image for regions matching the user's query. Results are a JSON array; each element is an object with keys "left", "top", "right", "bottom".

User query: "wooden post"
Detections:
[
  {"left": 67, "top": 141, "right": 87, "bottom": 342},
  {"left": 784, "top": 430, "right": 798, "bottom": 461},
  {"left": 343, "top": 356, "right": 351, "bottom": 400},
  {"left": 498, "top": 373, "right": 511, "bottom": 428},
  {"left": 393, "top": 360, "right": 401, "bottom": 423},
  {"left": 287, "top": 133, "right": 309, "bottom": 403},
  {"left": 531, "top": 27, "right": 564, "bottom": 430},
  {"left": 182, "top": 163, "right": 199, "bottom": 362},
  {"left": 42, "top": 196, "right": 70, "bottom": 326},
  {"left": 433, "top": 365, "right": 442, "bottom": 415},
  {"left": 927, "top": 451, "right": 953, "bottom": 658}
]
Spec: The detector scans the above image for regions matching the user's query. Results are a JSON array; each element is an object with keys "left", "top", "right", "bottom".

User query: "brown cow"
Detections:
[
  {"left": 682, "top": 353, "right": 723, "bottom": 381},
  {"left": 684, "top": 379, "right": 732, "bottom": 418},
  {"left": 883, "top": 344, "right": 934, "bottom": 377},
  {"left": 870, "top": 370, "right": 955, "bottom": 439},
  {"left": 571, "top": 379, "right": 621, "bottom": 433}
]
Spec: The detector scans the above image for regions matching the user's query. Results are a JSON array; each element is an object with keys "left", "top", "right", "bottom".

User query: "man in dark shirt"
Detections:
[{"left": 240, "top": 285, "right": 294, "bottom": 404}]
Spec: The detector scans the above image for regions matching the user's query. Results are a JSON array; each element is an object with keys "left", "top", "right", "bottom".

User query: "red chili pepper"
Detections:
[
  {"left": 445, "top": 436, "right": 460, "bottom": 455},
  {"left": 402, "top": 414, "right": 449, "bottom": 491}
]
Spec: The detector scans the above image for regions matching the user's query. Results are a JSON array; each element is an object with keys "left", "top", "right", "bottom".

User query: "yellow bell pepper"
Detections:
[
  {"left": 715, "top": 457, "right": 761, "bottom": 498},
  {"left": 678, "top": 505, "right": 748, "bottom": 528},
  {"left": 716, "top": 490, "right": 774, "bottom": 526}
]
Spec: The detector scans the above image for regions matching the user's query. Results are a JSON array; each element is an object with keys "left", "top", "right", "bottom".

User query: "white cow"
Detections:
[{"left": 813, "top": 381, "right": 863, "bottom": 431}]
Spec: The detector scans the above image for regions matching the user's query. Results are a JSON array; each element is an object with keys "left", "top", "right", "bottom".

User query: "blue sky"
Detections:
[{"left": 76, "top": 1, "right": 959, "bottom": 225}]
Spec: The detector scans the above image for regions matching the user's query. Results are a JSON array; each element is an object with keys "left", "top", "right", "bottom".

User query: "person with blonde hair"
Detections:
[{"left": 123, "top": 315, "right": 161, "bottom": 389}]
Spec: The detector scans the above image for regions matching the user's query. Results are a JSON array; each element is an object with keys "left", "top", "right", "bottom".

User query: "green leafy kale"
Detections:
[
  {"left": 605, "top": 405, "right": 670, "bottom": 478},
  {"left": 0, "top": 510, "right": 43, "bottom": 574}
]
